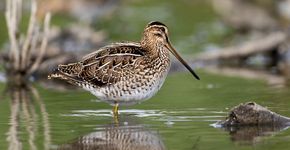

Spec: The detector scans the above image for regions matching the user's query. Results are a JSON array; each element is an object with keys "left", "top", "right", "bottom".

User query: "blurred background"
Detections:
[{"left": 1, "top": 0, "right": 290, "bottom": 150}]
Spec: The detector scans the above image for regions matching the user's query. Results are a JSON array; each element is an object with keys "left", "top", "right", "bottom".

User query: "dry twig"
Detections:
[{"left": 5, "top": 0, "right": 51, "bottom": 84}]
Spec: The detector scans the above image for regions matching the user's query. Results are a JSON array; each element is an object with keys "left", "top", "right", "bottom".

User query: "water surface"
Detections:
[{"left": 1, "top": 72, "right": 290, "bottom": 150}]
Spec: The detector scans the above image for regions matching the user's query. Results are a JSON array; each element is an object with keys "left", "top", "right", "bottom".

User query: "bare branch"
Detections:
[
  {"left": 26, "top": 26, "right": 40, "bottom": 69},
  {"left": 21, "top": 0, "right": 37, "bottom": 70},
  {"left": 28, "top": 13, "right": 51, "bottom": 75},
  {"left": 5, "top": 0, "right": 51, "bottom": 84},
  {"left": 5, "top": 0, "right": 20, "bottom": 70}
]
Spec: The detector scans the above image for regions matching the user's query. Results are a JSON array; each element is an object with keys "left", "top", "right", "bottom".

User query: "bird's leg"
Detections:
[
  {"left": 112, "top": 102, "right": 119, "bottom": 117},
  {"left": 112, "top": 102, "right": 119, "bottom": 124}
]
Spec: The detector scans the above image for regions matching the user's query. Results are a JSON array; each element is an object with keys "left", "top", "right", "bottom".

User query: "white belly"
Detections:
[{"left": 83, "top": 69, "right": 169, "bottom": 106}]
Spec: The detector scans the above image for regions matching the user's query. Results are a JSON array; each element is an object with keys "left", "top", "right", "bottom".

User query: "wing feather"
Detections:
[{"left": 57, "top": 42, "right": 145, "bottom": 87}]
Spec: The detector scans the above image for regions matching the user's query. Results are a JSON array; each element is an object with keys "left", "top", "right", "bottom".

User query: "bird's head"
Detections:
[
  {"left": 142, "top": 21, "right": 200, "bottom": 80},
  {"left": 143, "top": 21, "right": 169, "bottom": 44}
]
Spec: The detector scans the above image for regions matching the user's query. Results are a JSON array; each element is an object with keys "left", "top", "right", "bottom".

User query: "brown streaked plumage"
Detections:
[{"left": 48, "top": 21, "right": 200, "bottom": 116}]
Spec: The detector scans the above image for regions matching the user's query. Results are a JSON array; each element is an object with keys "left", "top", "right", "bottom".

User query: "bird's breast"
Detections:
[{"left": 89, "top": 56, "right": 171, "bottom": 105}]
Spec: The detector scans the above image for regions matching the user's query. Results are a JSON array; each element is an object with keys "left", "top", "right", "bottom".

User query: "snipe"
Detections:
[{"left": 48, "top": 21, "right": 200, "bottom": 117}]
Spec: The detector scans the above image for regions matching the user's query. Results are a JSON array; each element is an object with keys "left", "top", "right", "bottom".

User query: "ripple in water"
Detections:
[{"left": 62, "top": 108, "right": 227, "bottom": 125}]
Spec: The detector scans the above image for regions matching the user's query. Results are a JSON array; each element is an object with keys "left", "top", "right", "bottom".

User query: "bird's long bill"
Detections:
[{"left": 166, "top": 42, "right": 200, "bottom": 80}]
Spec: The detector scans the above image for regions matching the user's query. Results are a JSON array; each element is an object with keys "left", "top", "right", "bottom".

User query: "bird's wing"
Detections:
[{"left": 57, "top": 42, "right": 145, "bottom": 87}]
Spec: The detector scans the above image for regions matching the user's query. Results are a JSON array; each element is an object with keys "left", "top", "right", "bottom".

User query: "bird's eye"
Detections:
[
  {"left": 160, "top": 27, "right": 165, "bottom": 32},
  {"left": 154, "top": 33, "right": 163, "bottom": 37}
]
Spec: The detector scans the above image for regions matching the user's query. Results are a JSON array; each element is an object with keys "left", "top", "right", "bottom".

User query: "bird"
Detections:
[{"left": 48, "top": 21, "right": 200, "bottom": 117}]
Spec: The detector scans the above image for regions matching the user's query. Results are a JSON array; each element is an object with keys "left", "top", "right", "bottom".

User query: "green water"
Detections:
[{"left": 0, "top": 72, "right": 290, "bottom": 150}]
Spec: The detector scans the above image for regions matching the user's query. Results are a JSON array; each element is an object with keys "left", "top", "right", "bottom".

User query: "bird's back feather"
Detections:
[{"left": 49, "top": 42, "right": 145, "bottom": 87}]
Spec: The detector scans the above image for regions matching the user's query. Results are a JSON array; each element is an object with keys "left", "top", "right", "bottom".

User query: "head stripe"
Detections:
[{"left": 147, "top": 21, "right": 167, "bottom": 27}]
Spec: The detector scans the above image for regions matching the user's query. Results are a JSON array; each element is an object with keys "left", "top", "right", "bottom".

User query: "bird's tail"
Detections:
[
  {"left": 47, "top": 68, "right": 65, "bottom": 80},
  {"left": 48, "top": 63, "right": 82, "bottom": 81}
]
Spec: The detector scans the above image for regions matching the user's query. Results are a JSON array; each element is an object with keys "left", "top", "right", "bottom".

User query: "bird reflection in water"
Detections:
[
  {"left": 5, "top": 83, "right": 51, "bottom": 150},
  {"left": 58, "top": 118, "right": 166, "bottom": 150}
]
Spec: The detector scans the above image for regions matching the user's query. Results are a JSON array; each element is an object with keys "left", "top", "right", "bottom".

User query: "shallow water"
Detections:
[{"left": 1, "top": 72, "right": 290, "bottom": 150}]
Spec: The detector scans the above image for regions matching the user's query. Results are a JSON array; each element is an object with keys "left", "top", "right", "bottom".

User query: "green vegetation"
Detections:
[
  {"left": 0, "top": 14, "right": 7, "bottom": 46},
  {"left": 96, "top": 0, "right": 233, "bottom": 55}
]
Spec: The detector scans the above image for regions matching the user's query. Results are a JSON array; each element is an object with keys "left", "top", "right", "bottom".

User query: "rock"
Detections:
[
  {"left": 215, "top": 102, "right": 290, "bottom": 127},
  {"left": 213, "top": 102, "right": 290, "bottom": 144}
]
